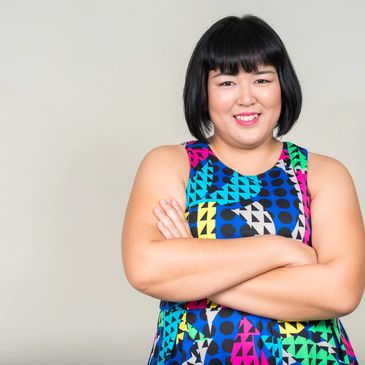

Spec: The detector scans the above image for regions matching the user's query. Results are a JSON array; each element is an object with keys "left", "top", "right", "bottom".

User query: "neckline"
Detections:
[{"left": 205, "top": 140, "right": 286, "bottom": 178}]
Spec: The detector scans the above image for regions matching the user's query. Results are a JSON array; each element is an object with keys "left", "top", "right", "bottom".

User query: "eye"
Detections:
[
  {"left": 255, "top": 79, "right": 270, "bottom": 84},
  {"left": 219, "top": 81, "right": 235, "bottom": 86}
]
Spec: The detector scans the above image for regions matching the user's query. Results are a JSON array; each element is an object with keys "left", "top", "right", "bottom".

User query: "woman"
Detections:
[{"left": 122, "top": 15, "right": 365, "bottom": 364}]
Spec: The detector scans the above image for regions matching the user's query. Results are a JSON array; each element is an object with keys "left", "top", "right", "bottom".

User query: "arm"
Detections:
[
  {"left": 121, "top": 145, "right": 316, "bottom": 302},
  {"left": 209, "top": 154, "right": 365, "bottom": 320},
  {"left": 209, "top": 263, "right": 352, "bottom": 320}
]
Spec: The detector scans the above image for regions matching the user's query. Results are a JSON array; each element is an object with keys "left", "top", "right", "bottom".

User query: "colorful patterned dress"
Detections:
[{"left": 147, "top": 139, "right": 358, "bottom": 365}]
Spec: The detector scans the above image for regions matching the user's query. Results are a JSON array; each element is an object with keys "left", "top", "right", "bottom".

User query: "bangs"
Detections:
[{"left": 203, "top": 20, "right": 281, "bottom": 74}]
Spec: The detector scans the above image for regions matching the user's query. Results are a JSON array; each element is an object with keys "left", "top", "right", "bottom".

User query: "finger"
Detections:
[
  {"left": 171, "top": 199, "right": 186, "bottom": 220},
  {"left": 171, "top": 200, "right": 193, "bottom": 238},
  {"left": 156, "top": 221, "right": 174, "bottom": 239},
  {"left": 160, "top": 200, "right": 190, "bottom": 238},
  {"left": 154, "top": 206, "right": 181, "bottom": 238},
  {"left": 159, "top": 201, "right": 186, "bottom": 238}
]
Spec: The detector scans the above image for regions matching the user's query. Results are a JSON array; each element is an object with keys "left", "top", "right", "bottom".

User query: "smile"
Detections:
[{"left": 234, "top": 113, "right": 260, "bottom": 126}]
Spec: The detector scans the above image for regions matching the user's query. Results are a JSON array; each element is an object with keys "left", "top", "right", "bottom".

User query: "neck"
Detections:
[{"left": 206, "top": 135, "right": 283, "bottom": 176}]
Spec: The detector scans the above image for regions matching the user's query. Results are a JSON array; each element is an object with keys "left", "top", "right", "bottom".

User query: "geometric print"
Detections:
[
  {"left": 232, "top": 201, "right": 276, "bottom": 235},
  {"left": 197, "top": 201, "right": 217, "bottom": 239},
  {"left": 147, "top": 139, "right": 359, "bottom": 365},
  {"left": 186, "top": 158, "right": 262, "bottom": 207}
]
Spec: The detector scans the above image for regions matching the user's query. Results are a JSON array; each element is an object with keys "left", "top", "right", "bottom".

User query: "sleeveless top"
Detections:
[{"left": 147, "top": 139, "right": 358, "bottom": 365}]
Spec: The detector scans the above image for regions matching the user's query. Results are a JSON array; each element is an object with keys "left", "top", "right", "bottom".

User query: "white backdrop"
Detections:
[{"left": 0, "top": 0, "right": 364, "bottom": 363}]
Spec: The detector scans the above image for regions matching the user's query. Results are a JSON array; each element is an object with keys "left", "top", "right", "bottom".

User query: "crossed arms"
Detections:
[{"left": 122, "top": 145, "right": 365, "bottom": 321}]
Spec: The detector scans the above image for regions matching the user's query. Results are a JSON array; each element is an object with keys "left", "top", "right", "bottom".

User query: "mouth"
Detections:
[{"left": 233, "top": 113, "right": 261, "bottom": 126}]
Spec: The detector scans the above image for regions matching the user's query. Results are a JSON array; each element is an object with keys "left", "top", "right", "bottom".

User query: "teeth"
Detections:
[{"left": 235, "top": 114, "right": 258, "bottom": 121}]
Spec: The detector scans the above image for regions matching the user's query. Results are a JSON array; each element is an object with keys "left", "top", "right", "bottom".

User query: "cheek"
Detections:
[
  {"left": 208, "top": 91, "right": 234, "bottom": 112},
  {"left": 261, "top": 88, "right": 281, "bottom": 110}
]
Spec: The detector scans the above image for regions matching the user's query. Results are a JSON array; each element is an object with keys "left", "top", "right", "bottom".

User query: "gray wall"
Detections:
[{"left": 0, "top": 0, "right": 364, "bottom": 363}]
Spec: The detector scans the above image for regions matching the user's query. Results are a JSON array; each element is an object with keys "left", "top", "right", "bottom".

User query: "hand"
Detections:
[{"left": 153, "top": 199, "right": 193, "bottom": 239}]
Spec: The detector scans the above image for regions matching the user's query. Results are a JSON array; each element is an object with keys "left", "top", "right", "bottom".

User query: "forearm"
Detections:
[
  {"left": 209, "top": 261, "right": 354, "bottom": 321},
  {"left": 133, "top": 235, "right": 300, "bottom": 302}
]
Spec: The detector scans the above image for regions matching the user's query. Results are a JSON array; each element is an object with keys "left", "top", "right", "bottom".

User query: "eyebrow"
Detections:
[{"left": 212, "top": 70, "right": 276, "bottom": 78}]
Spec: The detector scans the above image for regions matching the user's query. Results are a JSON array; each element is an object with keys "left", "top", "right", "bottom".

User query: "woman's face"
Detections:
[{"left": 207, "top": 64, "right": 281, "bottom": 147}]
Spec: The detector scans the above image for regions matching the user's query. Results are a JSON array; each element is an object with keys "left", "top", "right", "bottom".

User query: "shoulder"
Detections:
[
  {"left": 137, "top": 143, "right": 190, "bottom": 186},
  {"left": 141, "top": 143, "right": 187, "bottom": 166},
  {"left": 307, "top": 150, "right": 355, "bottom": 199},
  {"left": 125, "top": 143, "right": 191, "bottom": 222}
]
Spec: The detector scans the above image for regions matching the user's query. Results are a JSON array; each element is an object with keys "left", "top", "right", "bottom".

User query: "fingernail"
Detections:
[
  {"left": 160, "top": 199, "right": 167, "bottom": 205},
  {"left": 154, "top": 208, "right": 161, "bottom": 214}
]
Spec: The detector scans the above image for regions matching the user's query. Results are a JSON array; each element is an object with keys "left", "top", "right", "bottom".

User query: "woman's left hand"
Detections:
[{"left": 153, "top": 199, "right": 193, "bottom": 239}]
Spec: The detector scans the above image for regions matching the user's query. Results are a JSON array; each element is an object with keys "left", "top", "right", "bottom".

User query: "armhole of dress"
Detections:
[
  {"left": 180, "top": 140, "right": 194, "bottom": 173},
  {"left": 302, "top": 146, "right": 309, "bottom": 166},
  {"left": 295, "top": 143, "right": 309, "bottom": 194},
  {"left": 299, "top": 145, "right": 312, "bottom": 246},
  {"left": 301, "top": 146, "right": 309, "bottom": 194},
  {"left": 180, "top": 140, "right": 193, "bottom": 215}
]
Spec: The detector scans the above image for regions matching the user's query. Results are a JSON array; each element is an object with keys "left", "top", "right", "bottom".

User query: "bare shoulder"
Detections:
[
  {"left": 127, "top": 143, "right": 190, "bottom": 216},
  {"left": 143, "top": 143, "right": 187, "bottom": 161},
  {"left": 307, "top": 151, "right": 356, "bottom": 199},
  {"left": 139, "top": 144, "right": 189, "bottom": 182}
]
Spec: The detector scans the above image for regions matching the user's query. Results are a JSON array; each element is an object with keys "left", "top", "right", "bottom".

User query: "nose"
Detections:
[{"left": 237, "top": 83, "right": 256, "bottom": 106}]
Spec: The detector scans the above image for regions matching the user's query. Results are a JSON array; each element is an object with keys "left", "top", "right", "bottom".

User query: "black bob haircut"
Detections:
[{"left": 183, "top": 15, "right": 302, "bottom": 142}]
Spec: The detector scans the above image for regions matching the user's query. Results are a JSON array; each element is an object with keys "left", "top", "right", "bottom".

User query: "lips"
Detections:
[
  {"left": 233, "top": 112, "right": 261, "bottom": 126},
  {"left": 234, "top": 112, "right": 259, "bottom": 116}
]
